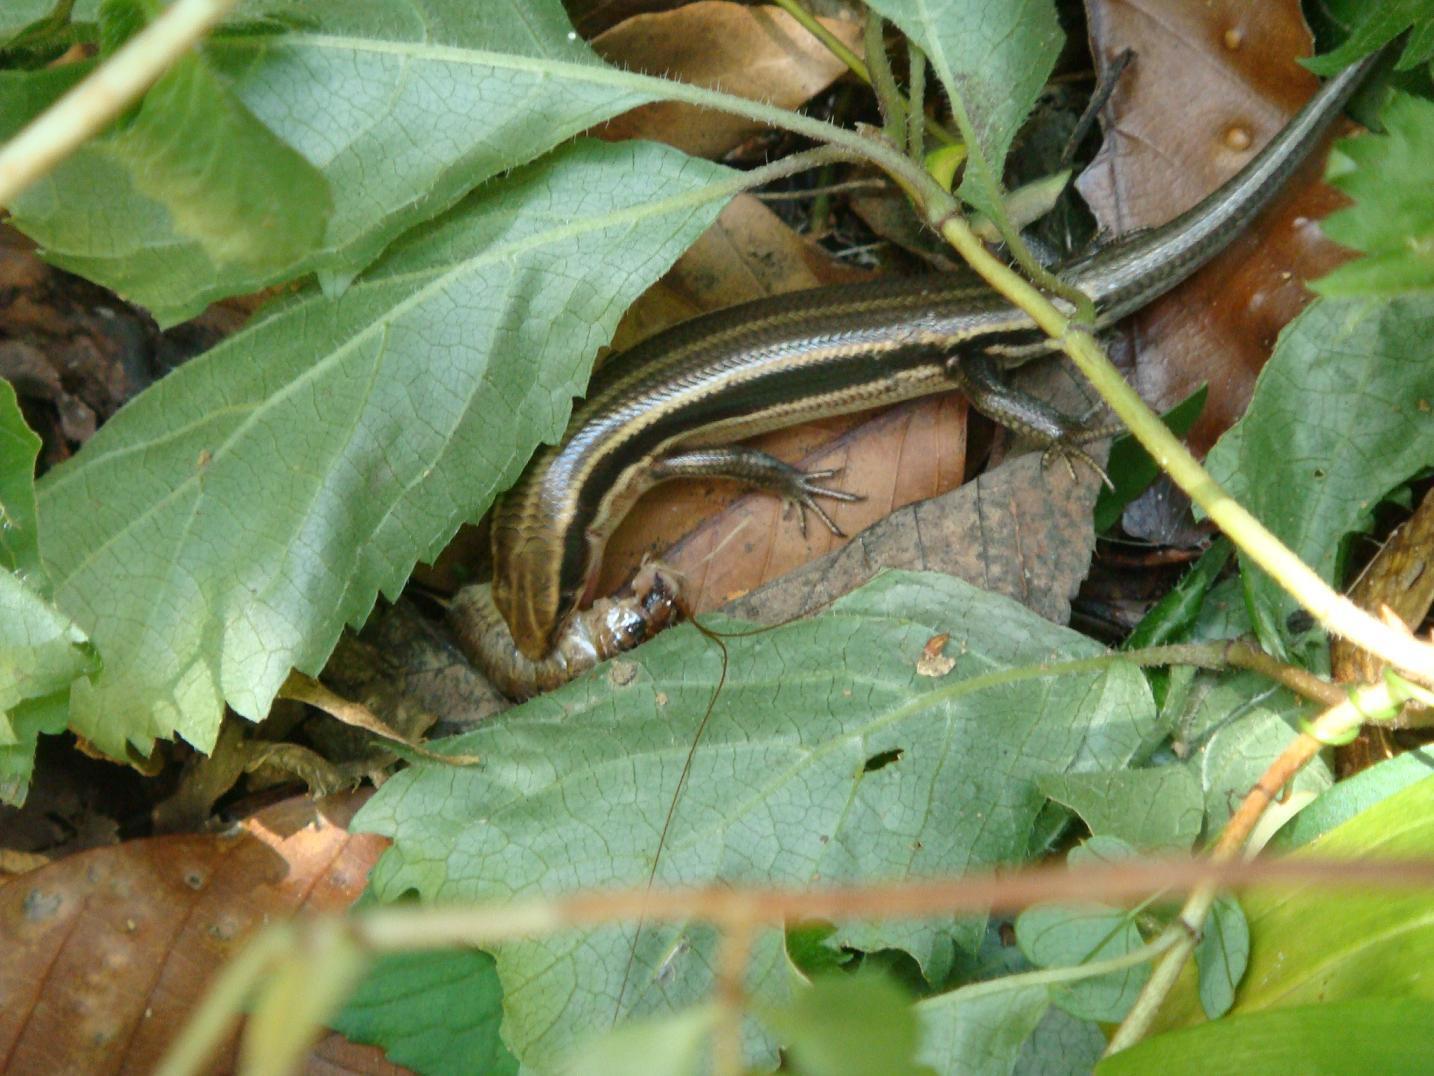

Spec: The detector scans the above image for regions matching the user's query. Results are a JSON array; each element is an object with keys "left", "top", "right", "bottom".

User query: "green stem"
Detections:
[
  {"left": 771, "top": 0, "right": 870, "bottom": 83},
  {"left": 907, "top": 41, "right": 926, "bottom": 160},
  {"left": 929, "top": 210, "right": 1434, "bottom": 686},
  {"left": 952, "top": 928, "right": 1183, "bottom": 1005},
  {"left": 864, "top": 13, "right": 906, "bottom": 141}
]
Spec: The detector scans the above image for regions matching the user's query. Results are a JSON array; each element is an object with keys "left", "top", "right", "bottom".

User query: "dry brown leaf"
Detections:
[
  {"left": 0, "top": 794, "right": 387, "bottom": 1074},
  {"left": 1079, "top": 0, "right": 1356, "bottom": 454},
  {"left": 592, "top": 1, "right": 862, "bottom": 158},
  {"left": 725, "top": 445, "right": 1104, "bottom": 628}
]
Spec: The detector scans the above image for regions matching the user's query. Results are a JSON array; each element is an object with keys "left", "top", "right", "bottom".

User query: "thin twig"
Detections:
[
  {"left": 0, "top": 0, "right": 241, "bottom": 206},
  {"left": 353, "top": 854, "right": 1434, "bottom": 953}
]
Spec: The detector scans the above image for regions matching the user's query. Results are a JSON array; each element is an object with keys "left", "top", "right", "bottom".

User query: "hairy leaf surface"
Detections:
[
  {"left": 357, "top": 572, "right": 1155, "bottom": 1071},
  {"left": 3, "top": 0, "right": 654, "bottom": 322},
  {"left": 36, "top": 139, "right": 732, "bottom": 755}
]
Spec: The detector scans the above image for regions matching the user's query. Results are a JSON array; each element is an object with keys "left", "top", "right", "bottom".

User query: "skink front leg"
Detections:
[
  {"left": 947, "top": 351, "right": 1116, "bottom": 487},
  {"left": 651, "top": 445, "right": 864, "bottom": 536}
]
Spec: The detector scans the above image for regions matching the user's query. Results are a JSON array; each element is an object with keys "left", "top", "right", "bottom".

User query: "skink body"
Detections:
[{"left": 457, "top": 50, "right": 1379, "bottom": 697}]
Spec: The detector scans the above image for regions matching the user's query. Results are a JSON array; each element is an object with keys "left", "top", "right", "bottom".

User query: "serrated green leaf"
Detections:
[
  {"left": 35, "top": 138, "right": 733, "bottom": 756},
  {"left": 4, "top": 0, "right": 655, "bottom": 324},
  {"left": 356, "top": 571, "right": 1156, "bottom": 1072},
  {"left": 915, "top": 982, "right": 1049, "bottom": 1076},
  {"left": 1316, "top": 92, "right": 1434, "bottom": 296},
  {"left": 328, "top": 949, "right": 517, "bottom": 1076},
  {"left": 1040, "top": 767, "right": 1204, "bottom": 851},
  {"left": 1100, "top": 998, "right": 1434, "bottom": 1074},
  {"left": 0, "top": 379, "right": 42, "bottom": 579},
  {"left": 0, "top": 569, "right": 92, "bottom": 716},
  {"left": 1304, "top": 1, "right": 1434, "bottom": 73},
  {"left": 861, "top": 0, "right": 1062, "bottom": 220},
  {"left": 766, "top": 973, "right": 933, "bottom": 1076},
  {"left": 1204, "top": 295, "right": 1434, "bottom": 658},
  {"left": 0, "top": 693, "right": 69, "bottom": 807},
  {"left": 1194, "top": 894, "right": 1248, "bottom": 1020},
  {"left": 0, "top": 571, "right": 92, "bottom": 806}
]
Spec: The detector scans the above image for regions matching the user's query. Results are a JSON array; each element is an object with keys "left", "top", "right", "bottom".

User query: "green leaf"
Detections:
[
  {"left": 1315, "top": 92, "right": 1434, "bottom": 296},
  {"left": 1013, "top": 1008, "right": 1105, "bottom": 1075},
  {"left": 765, "top": 972, "right": 933, "bottom": 1076},
  {"left": 328, "top": 949, "right": 517, "bottom": 1076},
  {"left": 99, "top": 50, "right": 333, "bottom": 282},
  {"left": 567, "top": 1005, "right": 718, "bottom": 1076},
  {"left": 1193, "top": 895, "right": 1248, "bottom": 1020},
  {"left": 1016, "top": 838, "right": 1149, "bottom": 1024},
  {"left": 35, "top": 138, "right": 733, "bottom": 756},
  {"left": 1123, "top": 541, "right": 1231, "bottom": 653},
  {"left": 1195, "top": 703, "right": 1332, "bottom": 838},
  {"left": 787, "top": 922, "right": 855, "bottom": 979},
  {"left": 915, "top": 982, "right": 1049, "bottom": 1076},
  {"left": 1271, "top": 746, "right": 1434, "bottom": 849},
  {"left": 1154, "top": 777, "right": 1434, "bottom": 1031},
  {"left": 1, "top": 0, "right": 92, "bottom": 39},
  {"left": 1204, "top": 295, "right": 1434, "bottom": 658},
  {"left": 1304, "top": 1, "right": 1434, "bottom": 74},
  {"left": 0, "top": 569, "right": 92, "bottom": 718},
  {"left": 356, "top": 571, "right": 1157, "bottom": 1072},
  {"left": 0, "top": 380, "right": 73, "bottom": 806},
  {"left": 4, "top": 0, "right": 655, "bottom": 324},
  {"left": 0, "top": 571, "right": 94, "bottom": 805},
  {"left": 0, "top": 0, "right": 85, "bottom": 65},
  {"left": 1099, "top": 998, "right": 1434, "bottom": 1074},
  {"left": 0, "top": 378, "right": 42, "bottom": 579},
  {"left": 1039, "top": 767, "right": 1204, "bottom": 851},
  {"left": 861, "top": 0, "right": 1063, "bottom": 219}
]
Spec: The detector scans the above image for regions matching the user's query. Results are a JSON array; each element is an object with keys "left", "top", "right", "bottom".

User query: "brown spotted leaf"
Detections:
[
  {"left": 1079, "top": 0, "right": 1356, "bottom": 453},
  {"left": 0, "top": 794, "right": 387, "bottom": 1074}
]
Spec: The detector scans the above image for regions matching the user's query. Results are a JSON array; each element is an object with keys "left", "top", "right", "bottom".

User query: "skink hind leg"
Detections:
[
  {"left": 651, "top": 446, "right": 863, "bottom": 537},
  {"left": 947, "top": 351, "right": 1115, "bottom": 489}
]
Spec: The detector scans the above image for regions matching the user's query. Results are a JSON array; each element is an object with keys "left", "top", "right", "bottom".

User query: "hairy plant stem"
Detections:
[
  {"left": 864, "top": 13, "right": 907, "bottom": 142},
  {"left": 907, "top": 41, "right": 927, "bottom": 160},
  {"left": 1122, "top": 641, "right": 1346, "bottom": 706}
]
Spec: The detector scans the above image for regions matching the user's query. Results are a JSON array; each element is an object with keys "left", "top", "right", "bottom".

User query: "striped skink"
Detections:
[{"left": 451, "top": 49, "right": 1380, "bottom": 698}]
